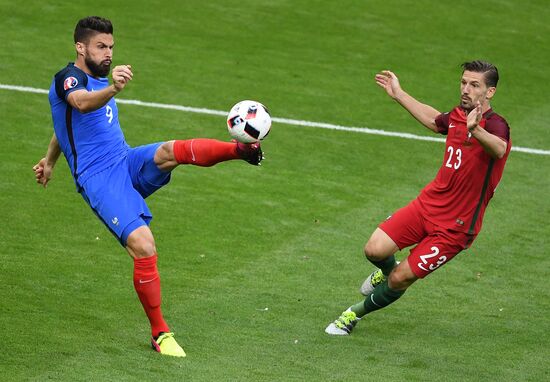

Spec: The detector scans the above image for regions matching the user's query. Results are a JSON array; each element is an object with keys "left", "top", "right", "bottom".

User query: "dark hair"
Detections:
[
  {"left": 462, "top": 60, "right": 499, "bottom": 87},
  {"left": 74, "top": 16, "right": 113, "bottom": 43}
]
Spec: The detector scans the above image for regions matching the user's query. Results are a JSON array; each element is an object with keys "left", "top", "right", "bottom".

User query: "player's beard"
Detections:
[
  {"left": 460, "top": 96, "right": 474, "bottom": 111},
  {"left": 85, "top": 56, "right": 111, "bottom": 78}
]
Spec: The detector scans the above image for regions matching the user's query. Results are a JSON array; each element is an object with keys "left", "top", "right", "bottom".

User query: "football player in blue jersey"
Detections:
[{"left": 33, "top": 16, "right": 263, "bottom": 357}]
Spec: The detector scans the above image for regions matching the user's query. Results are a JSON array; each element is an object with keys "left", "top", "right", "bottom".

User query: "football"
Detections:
[{"left": 227, "top": 100, "right": 271, "bottom": 143}]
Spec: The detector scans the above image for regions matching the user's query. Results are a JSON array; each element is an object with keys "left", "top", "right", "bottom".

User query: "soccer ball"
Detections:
[{"left": 227, "top": 100, "right": 271, "bottom": 143}]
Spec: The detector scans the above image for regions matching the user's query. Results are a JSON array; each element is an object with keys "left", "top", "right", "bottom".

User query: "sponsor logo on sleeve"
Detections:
[{"left": 63, "top": 76, "right": 78, "bottom": 91}]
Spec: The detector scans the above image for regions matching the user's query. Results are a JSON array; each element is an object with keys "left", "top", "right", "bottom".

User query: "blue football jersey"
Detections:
[{"left": 49, "top": 63, "right": 129, "bottom": 190}]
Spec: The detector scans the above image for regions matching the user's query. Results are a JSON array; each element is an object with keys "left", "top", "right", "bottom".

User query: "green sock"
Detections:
[
  {"left": 350, "top": 300, "right": 368, "bottom": 317},
  {"left": 363, "top": 279, "right": 405, "bottom": 315},
  {"left": 350, "top": 279, "right": 405, "bottom": 318},
  {"left": 368, "top": 255, "right": 397, "bottom": 276}
]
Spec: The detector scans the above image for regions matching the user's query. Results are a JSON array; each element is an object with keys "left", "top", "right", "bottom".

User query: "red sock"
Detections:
[
  {"left": 173, "top": 139, "right": 239, "bottom": 167},
  {"left": 133, "top": 254, "right": 170, "bottom": 338}
]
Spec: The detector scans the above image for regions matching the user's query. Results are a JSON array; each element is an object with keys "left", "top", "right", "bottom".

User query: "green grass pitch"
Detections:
[{"left": 1, "top": 0, "right": 549, "bottom": 380}]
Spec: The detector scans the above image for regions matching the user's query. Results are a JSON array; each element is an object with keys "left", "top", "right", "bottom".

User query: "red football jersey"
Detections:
[{"left": 415, "top": 107, "right": 511, "bottom": 235}]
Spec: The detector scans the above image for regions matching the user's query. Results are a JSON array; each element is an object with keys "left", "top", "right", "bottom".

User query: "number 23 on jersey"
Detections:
[{"left": 445, "top": 145, "right": 462, "bottom": 170}]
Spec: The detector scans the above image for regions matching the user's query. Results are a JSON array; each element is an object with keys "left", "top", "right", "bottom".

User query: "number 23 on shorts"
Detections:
[{"left": 417, "top": 246, "right": 448, "bottom": 272}]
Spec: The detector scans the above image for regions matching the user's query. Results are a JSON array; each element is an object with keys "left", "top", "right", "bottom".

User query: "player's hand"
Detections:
[
  {"left": 467, "top": 101, "right": 483, "bottom": 132},
  {"left": 112, "top": 65, "right": 133, "bottom": 92},
  {"left": 33, "top": 158, "right": 53, "bottom": 188},
  {"left": 375, "top": 70, "right": 402, "bottom": 99}
]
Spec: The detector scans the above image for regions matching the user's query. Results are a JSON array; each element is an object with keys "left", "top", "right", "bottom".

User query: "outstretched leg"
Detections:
[{"left": 154, "top": 139, "right": 263, "bottom": 172}]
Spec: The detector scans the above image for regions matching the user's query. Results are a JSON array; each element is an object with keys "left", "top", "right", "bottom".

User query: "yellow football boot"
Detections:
[{"left": 151, "top": 332, "right": 186, "bottom": 357}]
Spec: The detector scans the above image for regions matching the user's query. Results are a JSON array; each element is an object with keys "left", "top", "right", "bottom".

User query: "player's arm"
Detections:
[
  {"left": 467, "top": 103, "right": 507, "bottom": 159},
  {"left": 33, "top": 133, "right": 62, "bottom": 188},
  {"left": 67, "top": 65, "right": 133, "bottom": 113},
  {"left": 375, "top": 70, "right": 440, "bottom": 133}
]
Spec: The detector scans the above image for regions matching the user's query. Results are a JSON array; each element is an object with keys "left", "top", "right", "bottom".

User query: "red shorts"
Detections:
[{"left": 379, "top": 199, "right": 476, "bottom": 279}]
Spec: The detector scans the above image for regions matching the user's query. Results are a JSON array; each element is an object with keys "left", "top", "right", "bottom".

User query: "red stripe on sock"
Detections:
[
  {"left": 173, "top": 139, "right": 239, "bottom": 166},
  {"left": 133, "top": 254, "right": 170, "bottom": 337}
]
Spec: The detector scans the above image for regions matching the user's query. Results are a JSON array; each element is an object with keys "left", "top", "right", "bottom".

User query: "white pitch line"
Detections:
[
  {"left": 0, "top": 84, "right": 49, "bottom": 94},
  {"left": 1, "top": 83, "right": 549, "bottom": 156}
]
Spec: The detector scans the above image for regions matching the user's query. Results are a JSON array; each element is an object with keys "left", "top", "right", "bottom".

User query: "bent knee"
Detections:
[
  {"left": 364, "top": 239, "right": 389, "bottom": 261},
  {"left": 364, "top": 228, "right": 399, "bottom": 261},
  {"left": 155, "top": 141, "right": 175, "bottom": 162},
  {"left": 126, "top": 227, "right": 157, "bottom": 258},
  {"left": 132, "top": 241, "right": 156, "bottom": 258}
]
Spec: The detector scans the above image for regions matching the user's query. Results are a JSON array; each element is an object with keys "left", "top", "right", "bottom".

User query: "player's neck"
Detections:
[
  {"left": 481, "top": 102, "right": 492, "bottom": 114},
  {"left": 462, "top": 102, "right": 491, "bottom": 114},
  {"left": 74, "top": 58, "right": 94, "bottom": 77}
]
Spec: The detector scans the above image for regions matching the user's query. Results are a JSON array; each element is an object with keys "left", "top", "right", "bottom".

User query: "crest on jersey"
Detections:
[
  {"left": 463, "top": 131, "right": 473, "bottom": 146},
  {"left": 63, "top": 76, "right": 78, "bottom": 90}
]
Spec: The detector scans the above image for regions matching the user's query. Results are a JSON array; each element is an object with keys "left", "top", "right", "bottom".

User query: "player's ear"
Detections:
[
  {"left": 75, "top": 42, "right": 85, "bottom": 57},
  {"left": 486, "top": 86, "right": 496, "bottom": 100}
]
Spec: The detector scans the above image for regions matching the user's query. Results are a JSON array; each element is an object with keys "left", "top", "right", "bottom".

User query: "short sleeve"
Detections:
[
  {"left": 435, "top": 112, "right": 450, "bottom": 135},
  {"left": 54, "top": 65, "right": 88, "bottom": 101},
  {"left": 485, "top": 116, "right": 510, "bottom": 142}
]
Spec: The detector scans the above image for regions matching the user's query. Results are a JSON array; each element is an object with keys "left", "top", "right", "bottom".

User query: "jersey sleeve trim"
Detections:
[
  {"left": 484, "top": 114, "right": 510, "bottom": 142},
  {"left": 435, "top": 112, "right": 450, "bottom": 135},
  {"left": 54, "top": 64, "right": 88, "bottom": 101}
]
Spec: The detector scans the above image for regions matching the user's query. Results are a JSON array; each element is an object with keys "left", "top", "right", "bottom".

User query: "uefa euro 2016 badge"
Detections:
[{"left": 63, "top": 76, "right": 78, "bottom": 90}]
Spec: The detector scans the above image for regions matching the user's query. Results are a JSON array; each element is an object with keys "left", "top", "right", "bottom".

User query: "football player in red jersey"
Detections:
[{"left": 326, "top": 61, "right": 511, "bottom": 335}]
